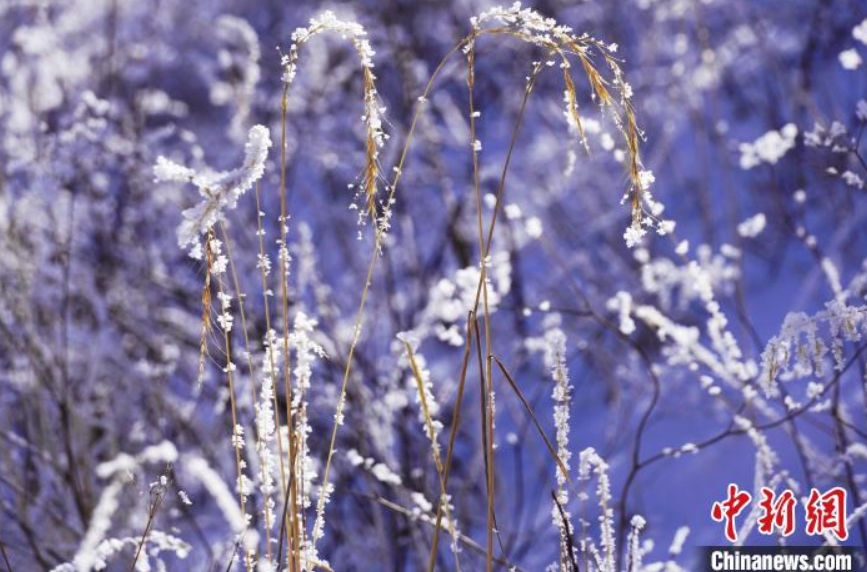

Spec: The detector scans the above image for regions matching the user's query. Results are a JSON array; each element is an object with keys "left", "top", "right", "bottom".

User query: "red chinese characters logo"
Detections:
[
  {"left": 805, "top": 487, "right": 848, "bottom": 541},
  {"left": 711, "top": 484, "right": 849, "bottom": 542},
  {"left": 711, "top": 484, "right": 752, "bottom": 542},
  {"left": 757, "top": 487, "right": 796, "bottom": 536}
]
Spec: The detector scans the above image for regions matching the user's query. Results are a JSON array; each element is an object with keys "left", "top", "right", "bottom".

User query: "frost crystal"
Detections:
[
  {"left": 854, "top": 19, "right": 867, "bottom": 45},
  {"left": 624, "top": 223, "right": 647, "bottom": 248},
  {"left": 737, "top": 213, "right": 767, "bottom": 238}
]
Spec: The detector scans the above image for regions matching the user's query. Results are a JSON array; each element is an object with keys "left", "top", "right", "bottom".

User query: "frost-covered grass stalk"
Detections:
[
  {"left": 545, "top": 328, "right": 574, "bottom": 570},
  {"left": 279, "top": 12, "right": 388, "bottom": 571},
  {"left": 578, "top": 447, "right": 616, "bottom": 572}
]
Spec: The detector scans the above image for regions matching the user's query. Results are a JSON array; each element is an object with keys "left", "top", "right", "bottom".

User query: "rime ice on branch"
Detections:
[{"left": 154, "top": 124, "right": 272, "bottom": 259}]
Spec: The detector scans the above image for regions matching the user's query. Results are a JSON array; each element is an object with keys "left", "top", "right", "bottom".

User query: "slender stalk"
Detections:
[
  {"left": 219, "top": 221, "right": 273, "bottom": 563},
  {"left": 277, "top": 81, "right": 302, "bottom": 572},
  {"left": 403, "top": 341, "right": 462, "bottom": 572},
  {"left": 491, "top": 356, "right": 570, "bottom": 481},
  {"left": 0, "top": 531, "right": 14, "bottom": 572},
  {"left": 464, "top": 41, "right": 494, "bottom": 572},
  {"left": 254, "top": 182, "right": 293, "bottom": 559},
  {"left": 208, "top": 233, "right": 253, "bottom": 571},
  {"left": 427, "top": 313, "right": 475, "bottom": 571}
]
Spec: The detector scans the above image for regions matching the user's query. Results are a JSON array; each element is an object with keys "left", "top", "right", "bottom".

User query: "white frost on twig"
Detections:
[{"left": 154, "top": 125, "right": 272, "bottom": 259}]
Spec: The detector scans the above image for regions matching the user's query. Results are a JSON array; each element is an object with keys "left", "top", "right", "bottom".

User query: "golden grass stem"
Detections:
[
  {"left": 253, "top": 183, "right": 294, "bottom": 560},
  {"left": 219, "top": 220, "right": 273, "bottom": 563},
  {"left": 207, "top": 233, "right": 253, "bottom": 572},
  {"left": 277, "top": 80, "right": 303, "bottom": 572}
]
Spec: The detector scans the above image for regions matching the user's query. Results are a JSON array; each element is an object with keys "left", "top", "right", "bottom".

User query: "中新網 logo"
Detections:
[{"left": 711, "top": 483, "right": 849, "bottom": 542}]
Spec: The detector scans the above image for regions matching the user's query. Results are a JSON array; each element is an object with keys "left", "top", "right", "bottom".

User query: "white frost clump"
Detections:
[
  {"left": 839, "top": 48, "right": 863, "bottom": 70},
  {"left": 835, "top": 18, "right": 866, "bottom": 71},
  {"left": 154, "top": 125, "right": 272, "bottom": 258},
  {"left": 606, "top": 291, "right": 636, "bottom": 335},
  {"left": 424, "top": 253, "right": 511, "bottom": 345},
  {"left": 737, "top": 213, "right": 766, "bottom": 238},
  {"left": 525, "top": 216, "right": 543, "bottom": 239},
  {"left": 842, "top": 171, "right": 865, "bottom": 189},
  {"left": 854, "top": 19, "right": 867, "bottom": 45},
  {"left": 738, "top": 124, "right": 797, "bottom": 169},
  {"left": 624, "top": 224, "right": 647, "bottom": 249},
  {"left": 622, "top": 170, "right": 674, "bottom": 249},
  {"left": 669, "top": 526, "right": 690, "bottom": 556}
]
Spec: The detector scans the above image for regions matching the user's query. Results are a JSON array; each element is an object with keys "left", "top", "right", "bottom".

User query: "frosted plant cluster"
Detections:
[{"left": 3, "top": 2, "right": 867, "bottom": 572}]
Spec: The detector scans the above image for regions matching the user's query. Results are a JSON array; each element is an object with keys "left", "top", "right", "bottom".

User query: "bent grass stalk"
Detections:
[{"left": 278, "top": 14, "right": 385, "bottom": 570}]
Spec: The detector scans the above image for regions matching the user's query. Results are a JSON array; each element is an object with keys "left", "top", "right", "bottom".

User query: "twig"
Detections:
[
  {"left": 130, "top": 472, "right": 169, "bottom": 572},
  {"left": 490, "top": 356, "right": 570, "bottom": 482}
]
